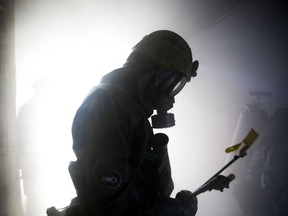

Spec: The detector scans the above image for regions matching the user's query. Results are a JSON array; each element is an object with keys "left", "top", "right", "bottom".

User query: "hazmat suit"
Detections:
[{"left": 47, "top": 30, "right": 199, "bottom": 216}]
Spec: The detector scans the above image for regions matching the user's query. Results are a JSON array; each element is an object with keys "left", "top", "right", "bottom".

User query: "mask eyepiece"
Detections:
[{"left": 167, "top": 76, "right": 186, "bottom": 97}]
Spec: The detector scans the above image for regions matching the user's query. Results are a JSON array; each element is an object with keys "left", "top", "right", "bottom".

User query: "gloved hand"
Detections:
[
  {"left": 206, "top": 174, "right": 235, "bottom": 192},
  {"left": 176, "top": 190, "right": 198, "bottom": 216}
]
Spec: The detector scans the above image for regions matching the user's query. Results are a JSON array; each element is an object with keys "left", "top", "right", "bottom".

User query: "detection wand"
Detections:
[{"left": 191, "top": 128, "right": 259, "bottom": 197}]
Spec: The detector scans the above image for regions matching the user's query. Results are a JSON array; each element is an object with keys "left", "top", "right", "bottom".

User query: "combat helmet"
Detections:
[{"left": 132, "top": 30, "right": 198, "bottom": 81}]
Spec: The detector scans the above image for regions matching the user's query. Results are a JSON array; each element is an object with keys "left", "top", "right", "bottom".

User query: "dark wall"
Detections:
[{"left": 191, "top": 0, "right": 288, "bottom": 116}]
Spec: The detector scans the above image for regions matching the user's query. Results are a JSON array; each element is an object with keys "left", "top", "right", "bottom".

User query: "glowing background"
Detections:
[{"left": 14, "top": 1, "right": 288, "bottom": 216}]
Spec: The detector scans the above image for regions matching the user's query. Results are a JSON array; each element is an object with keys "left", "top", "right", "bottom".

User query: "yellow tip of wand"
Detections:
[{"left": 225, "top": 128, "right": 259, "bottom": 156}]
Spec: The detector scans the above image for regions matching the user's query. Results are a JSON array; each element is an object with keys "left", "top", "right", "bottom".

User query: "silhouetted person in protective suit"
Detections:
[
  {"left": 17, "top": 79, "right": 54, "bottom": 216},
  {"left": 48, "top": 30, "right": 199, "bottom": 216}
]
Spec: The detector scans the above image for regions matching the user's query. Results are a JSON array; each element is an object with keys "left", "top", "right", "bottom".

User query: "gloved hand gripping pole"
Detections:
[{"left": 191, "top": 128, "right": 259, "bottom": 197}]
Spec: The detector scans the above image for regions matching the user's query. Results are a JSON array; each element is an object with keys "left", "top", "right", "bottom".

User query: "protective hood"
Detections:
[{"left": 101, "top": 64, "right": 187, "bottom": 128}]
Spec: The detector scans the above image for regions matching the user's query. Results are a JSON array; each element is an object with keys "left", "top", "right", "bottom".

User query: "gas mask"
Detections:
[{"left": 150, "top": 70, "right": 187, "bottom": 128}]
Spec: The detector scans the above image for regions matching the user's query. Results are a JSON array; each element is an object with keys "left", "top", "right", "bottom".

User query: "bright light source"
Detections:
[{"left": 15, "top": 1, "right": 138, "bottom": 214}]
